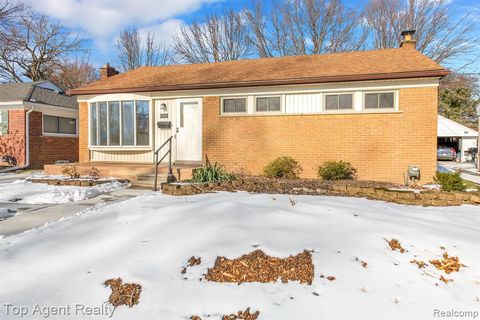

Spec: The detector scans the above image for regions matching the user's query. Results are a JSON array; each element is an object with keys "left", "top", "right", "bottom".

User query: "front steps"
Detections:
[
  {"left": 131, "top": 172, "right": 173, "bottom": 189},
  {"left": 44, "top": 161, "right": 201, "bottom": 190}
]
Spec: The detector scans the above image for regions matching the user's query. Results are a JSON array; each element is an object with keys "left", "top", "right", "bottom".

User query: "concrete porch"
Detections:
[{"left": 44, "top": 161, "right": 202, "bottom": 188}]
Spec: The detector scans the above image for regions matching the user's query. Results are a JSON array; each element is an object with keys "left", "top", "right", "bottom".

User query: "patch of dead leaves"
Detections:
[
  {"left": 439, "top": 275, "right": 453, "bottom": 284},
  {"left": 205, "top": 250, "right": 314, "bottom": 285},
  {"left": 104, "top": 278, "right": 142, "bottom": 308},
  {"left": 430, "top": 252, "right": 466, "bottom": 274},
  {"left": 182, "top": 256, "right": 202, "bottom": 274},
  {"left": 410, "top": 260, "right": 428, "bottom": 269},
  {"left": 191, "top": 308, "right": 260, "bottom": 320},
  {"left": 385, "top": 238, "right": 405, "bottom": 253}
]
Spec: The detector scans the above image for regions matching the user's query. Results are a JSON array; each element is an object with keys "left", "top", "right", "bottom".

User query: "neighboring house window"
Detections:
[
  {"left": 43, "top": 115, "right": 77, "bottom": 135},
  {"left": 222, "top": 98, "right": 247, "bottom": 113},
  {"left": 256, "top": 96, "right": 281, "bottom": 112},
  {"left": 365, "top": 92, "right": 395, "bottom": 109},
  {"left": 89, "top": 100, "right": 150, "bottom": 146},
  {"left": 325, "top": 93, "right": 353, "bottom": 110},
  {"left": 0, "top": 110, "right": 7, "bottom": 134}
]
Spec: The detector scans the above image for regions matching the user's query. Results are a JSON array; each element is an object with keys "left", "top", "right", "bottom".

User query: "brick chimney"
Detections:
[
  {"left": 400, "top": 30, "right": 417, "bottom": 49},
  {"left": 99, "top": 63, "right": 119, "bottom": 80}
]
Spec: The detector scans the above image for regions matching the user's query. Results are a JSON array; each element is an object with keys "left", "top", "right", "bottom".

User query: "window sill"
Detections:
[
  {"left": 43, "top": 133, "right": 78, "bottom": 138},
  {"left": 219, "top": 110, "right": 402, "bottom": 117}
]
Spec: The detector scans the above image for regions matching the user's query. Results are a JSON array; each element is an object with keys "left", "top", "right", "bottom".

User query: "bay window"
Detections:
[{"left": 89, "top": 100, "right": 150, "bottom": 147}]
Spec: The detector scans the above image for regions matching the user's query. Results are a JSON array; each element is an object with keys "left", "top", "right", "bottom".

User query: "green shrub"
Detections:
[
  {"left": 317, "top": 161, "right": 357, "bottom": 180},
  {"left": 434, "top": 171, "right": 466, "bottom": 192},
  {"left": 263, "top": 156, "right": 302, "bottom": 179},
  {"left": 191, "top": 162, "right": 236, "bottom": 183}
]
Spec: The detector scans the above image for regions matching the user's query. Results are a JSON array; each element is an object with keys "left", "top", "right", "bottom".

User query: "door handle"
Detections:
[{"left": 176, "top": 127, "right": 179, "bottom": 133}]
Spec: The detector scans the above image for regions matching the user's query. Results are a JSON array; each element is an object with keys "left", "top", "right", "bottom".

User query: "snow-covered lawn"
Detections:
[
  {"left": 0, "top": 208, "right": 16, "bottom": 221},
  {"left": 0, "top": 179, "right": 129, "bottom": 204},
  {"left": 1, "top": 192, "right": 479, "bottom": 319}
]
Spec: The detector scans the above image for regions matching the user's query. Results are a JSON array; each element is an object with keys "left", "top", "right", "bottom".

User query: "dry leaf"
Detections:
[{"left": 385, "top": 238, "right": 405, "bottom": 253}]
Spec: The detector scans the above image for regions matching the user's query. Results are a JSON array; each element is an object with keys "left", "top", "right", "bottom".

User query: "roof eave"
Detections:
[{"left": 69, "top": 69, "right": 450, "bottom": 96}]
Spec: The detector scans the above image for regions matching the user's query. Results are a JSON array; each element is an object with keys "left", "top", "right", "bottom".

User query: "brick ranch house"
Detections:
[
  {"left": 0, "top": 81, "right": 78, "bottom": 170},
  {"left": 53, "top": 32, "right": 449, "bottom": 185}
]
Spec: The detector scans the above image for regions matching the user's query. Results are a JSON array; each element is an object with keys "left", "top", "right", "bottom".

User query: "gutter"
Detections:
[{"left": 0, "top": 107, "right": 34, "bottom": 173}]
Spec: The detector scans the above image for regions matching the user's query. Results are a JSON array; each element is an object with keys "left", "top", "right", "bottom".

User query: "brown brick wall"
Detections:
[
  {"left": 202, "top": 87, "right": 438, "bottom": 184},
  {"left": 0, "top": 110, "right": 26, "bottom": 166},
  {"left": 79, "top": 101, "right": 89, "bottom": 163},
  {"left": 0, "top": 110, "right": 79, "bottom": 169},
  {"left": 28, "top": 111, "right": 79, "bottom": 169}
]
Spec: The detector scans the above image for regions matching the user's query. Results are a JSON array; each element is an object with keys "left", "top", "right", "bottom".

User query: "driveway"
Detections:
[
  {"left": 437, "top": 161, "right": 480, "bottom": 184},
  {"left": 0, "top": 188, "right": 149, "bottom": 237}
]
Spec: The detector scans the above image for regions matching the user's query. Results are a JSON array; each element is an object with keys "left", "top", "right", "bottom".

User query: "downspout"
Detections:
[{"left": 0, "top": 107, "right": 34, "bottom": 172}]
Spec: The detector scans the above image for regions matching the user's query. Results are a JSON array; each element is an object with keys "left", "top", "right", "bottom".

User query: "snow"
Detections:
[
  {"left": 0, "top": 208, "right": 16, "bottom": 220},
  {"left": 0, "top": 192, "right": 479, "bottom": 320},
  {"left": 0, "top": 179, "right": 130, "bottom": 204}
]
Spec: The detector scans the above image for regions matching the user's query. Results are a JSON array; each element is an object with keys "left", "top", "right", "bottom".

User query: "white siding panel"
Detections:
[
  {"left": 286, "top": 93, "right": 322, "bottom": 114},
  {"left": 91, "top": 150, "right": 153, "bottom": 163}
]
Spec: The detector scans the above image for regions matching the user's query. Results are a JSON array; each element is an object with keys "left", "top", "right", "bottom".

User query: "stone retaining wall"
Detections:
[
  {"left": 28, "top": 178, "right": 129, "bottom": 187},
  {"left": 161, "top": 180, "right": 480, "bottom": 207}
]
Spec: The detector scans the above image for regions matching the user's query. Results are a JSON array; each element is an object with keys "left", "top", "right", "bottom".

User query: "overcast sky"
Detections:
[{"left": 19, "top": 0, "right": 480, "bottom": 73}]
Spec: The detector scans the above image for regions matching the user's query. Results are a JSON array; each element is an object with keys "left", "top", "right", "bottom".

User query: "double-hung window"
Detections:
[
  {"left": 325, "top": 93, "right": 353, "bottom": 111},
  {"left": 90, "top": 100, "right": 150, "bottom": 146},
  {"left": 222, "top": 98, "right": 247, "bottom": 113},
  {"left": 364, "top": 92, "right": 395, "bottom": 109},
  {"left": 43, "top": 115, "right": 77, "bottom": 135},
  {"left": 256, "top": 96, "right": 281, "bottom": 112}
]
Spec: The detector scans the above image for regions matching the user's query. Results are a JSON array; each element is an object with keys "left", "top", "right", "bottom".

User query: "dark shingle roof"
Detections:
[
  {"left": 0, "top": 83, "right": 36, "bottom": 102},
  {"left": 0, "top": 82, "right": 77, "bottom": 109}
]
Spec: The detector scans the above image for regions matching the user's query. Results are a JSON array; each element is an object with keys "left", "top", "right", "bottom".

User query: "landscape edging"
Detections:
[{"left": 161, "top": 180, "right": 480, "bottom": 206}]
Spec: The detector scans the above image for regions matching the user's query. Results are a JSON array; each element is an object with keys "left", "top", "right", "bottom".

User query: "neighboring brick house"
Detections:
[
  {"left": 68, "top": 32, "right": 449, "bottom": 184},
  {"left": 0, "top": 81, "right": 78, "bottom": 169}
]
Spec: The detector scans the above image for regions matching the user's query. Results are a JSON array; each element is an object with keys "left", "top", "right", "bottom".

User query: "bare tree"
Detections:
[
  {"left": 173, "top": 9, "right": 250, "bottom": 63},
  {"left": 364, "top": 0, "right": 477, "bottom": 63},
  {"left": 144, "top": 31, "right": 172, "bottom": 66},
  {"left": 0, "top": 12, "right": 84, "bottom": 82},
  {"left": 116, "top": 28, "right": 142, "bottom": 71},
  {"left": 50, "top": 58, "right": 98, "bottom": 91},
  {"left": 0, "top": 0, "right": 23, "bottom": 26},
  {"left": 245, "top": 0, "right": 366, "bottom": 57},
  {"left": 116, "top": 28, "right": 172, "bottom": 71}
]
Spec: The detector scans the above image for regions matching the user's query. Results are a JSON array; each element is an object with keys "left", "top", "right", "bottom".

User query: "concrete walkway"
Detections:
[{"left": 0, "top": 188, "right": 149, "bottom": 237}]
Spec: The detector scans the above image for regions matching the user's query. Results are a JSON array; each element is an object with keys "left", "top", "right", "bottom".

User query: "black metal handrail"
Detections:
[{"left": 153, "top": 135, "right": 174, "bottom": 191}]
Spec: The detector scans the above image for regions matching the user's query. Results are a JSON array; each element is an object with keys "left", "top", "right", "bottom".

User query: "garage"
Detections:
[{"left": 438, "top": 115, "right": 478, "bottom": 162}]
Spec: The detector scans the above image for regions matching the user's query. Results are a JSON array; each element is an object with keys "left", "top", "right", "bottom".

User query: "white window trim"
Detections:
[
  {"left": 362, "top": 90, "right": 398, "bottom": 111},
  {"left": 88, "top": 100, "right": 153, "bottom": 149},
  {"left": 0, "top": 110, "right": 7, "bottom": 135},
  {"left": 220, "top": 96, "right": 248, "bottom": 115},
  {"left": 253, "top": 95, "right": 284, "bottom": 114},
  {"left": 323, "top": 92, "right": 355, "bottom": 113},
  {"left": 42, "top": 113, "right": 78, "bottom": 138}
]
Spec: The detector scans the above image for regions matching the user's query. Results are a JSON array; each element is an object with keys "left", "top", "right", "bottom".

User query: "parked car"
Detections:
[{"left": 437, "top": 146, "right": 456, "bottom": 161}]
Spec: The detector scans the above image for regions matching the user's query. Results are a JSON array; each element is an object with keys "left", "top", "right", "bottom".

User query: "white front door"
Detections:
[{"left": 176, "top": 99, "right": 202, "bottom": 162}]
